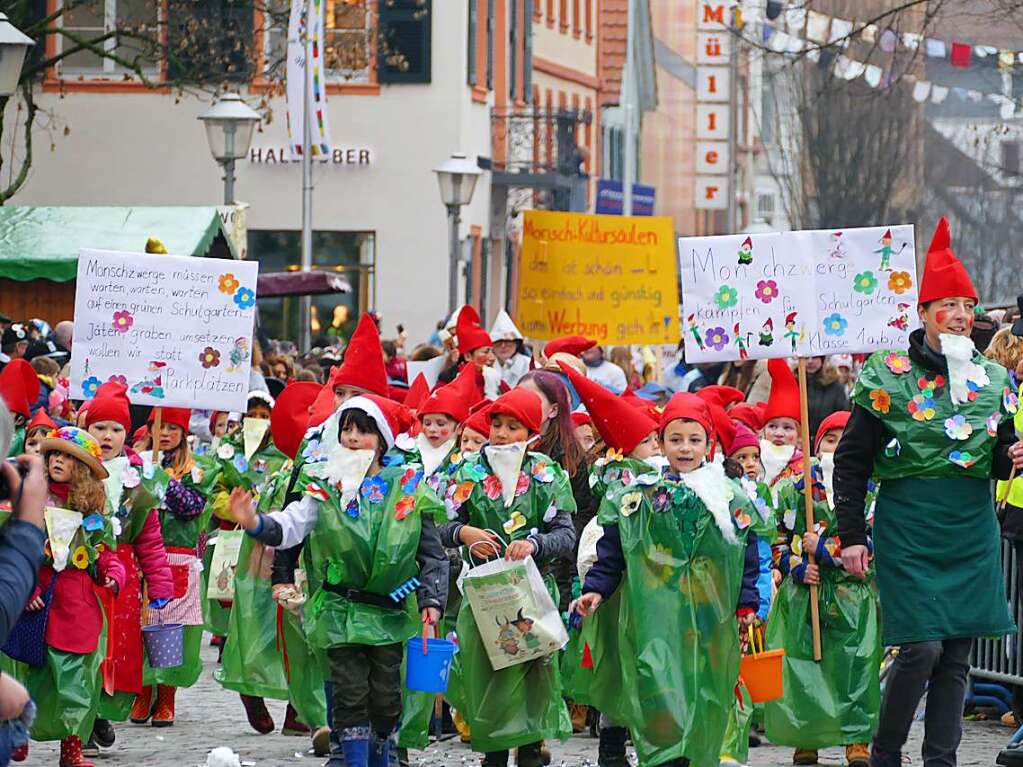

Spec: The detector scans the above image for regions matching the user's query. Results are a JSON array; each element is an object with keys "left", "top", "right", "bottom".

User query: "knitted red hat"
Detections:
[
  {"left": 728, "top": 422, "right": 760, "bottom": 456},
  {"left": 339, "top": 394, "right": 406, "bottom": 450},
  {"left": 814, "top": 410, "right": 851, "bottom": 453},
  {"left": 489, "top": 388, "right": 543, "bottom": 435},
  {"left": 85, "top": 382, "right": 132, "bottom": 432},
  {"left": 462, "top": 401, "right": 492, "bottom": 436},
  {"left": 26, "top": 408, "right": 56, "bottom": 434},
  {"left": 271, "top": 382, "right": 322, "bottom": 460},
  {"left": 918, "top": 217, "right": 977, "bottom": 305},
  {"left": 404, "top": 373, "right": 432, "bottom": 411},
  {"left": 558, "top": 361, "right": 657, "bottom": 455},
  {"left": 419, "top": 363, "right": 480, "bottom": 424},
  {"left": 543, "top": 336, "right": 596, "bottom": 359},
  {"left": 0, "top": 359, "right": 39, "bottom": 419},
  {"left": 455, "top": 305, "right": 492, "bottom": 355},
  {"left": 728, "top": 402, "right": 763, "bottom": 432},
  {"left": 762, "top": 359, "right": 800, "bottom": 424},
  {"left": 327, "top": 313, "right": 389, "bottom": 397},
  {"left": 659, "top": 392, "right": 715, "bottom": 448},
  {"left": 697, "top": 385, "right": 745, "bottom": 410},
  {"left": 148, "top": 406, "right": 191, "bottom": 433}
]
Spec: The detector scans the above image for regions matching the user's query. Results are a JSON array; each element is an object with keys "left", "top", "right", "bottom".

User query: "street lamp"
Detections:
[
  {"left": 0, "top": 13, "right": 34, "bottom": 97},
  {"left": 434, "top": 152, "right": 482, "bottom": 314},
  {"left": 198, "top": 92, "right": 261, "bottom": 205}
]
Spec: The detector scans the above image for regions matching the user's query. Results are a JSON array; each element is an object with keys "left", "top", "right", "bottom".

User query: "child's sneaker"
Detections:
[{"left": 793, "top": 749, "right": 818, "bottom": 765}]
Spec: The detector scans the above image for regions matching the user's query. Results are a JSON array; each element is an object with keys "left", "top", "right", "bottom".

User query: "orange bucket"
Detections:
[{"left": 740, "top": 627, "right": 785, "bottom": 703}]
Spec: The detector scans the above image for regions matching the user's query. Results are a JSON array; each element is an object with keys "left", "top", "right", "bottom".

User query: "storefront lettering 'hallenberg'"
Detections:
[{"left": 247, "top": 146, "right": 374, "bottom": 165}]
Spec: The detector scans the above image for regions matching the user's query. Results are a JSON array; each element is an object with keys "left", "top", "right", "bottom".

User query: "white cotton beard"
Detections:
[
  {"left": 482, "top": 365, "right": 503, "bottom": 400},
  {"left": 820, "top": 451, "right": 836, "bottom": 510},
  {"left": 682, "top": 461, "right": 738, "bottom": 544},
  {"left": 484, "top": 441, "right": 529, "bottom": 507},
  {"left": 103, "top": 455, "right": 129, "bottom": 514},
  {"left": 644, "top": 455, "right": 669, "bottom": 473},
  {"left": 316, "top": 446, "right": 375, "bottom": 507},
  {"left": 760, "top": 439, "right": 796, "bottom": 485},
  {"left": 243, "top": 417, "right": 271, "bottom": 460},
  {"left": 416, "top": 433, "right": 455, "bottom": 476},
  {"left": 940, "top": 332, "right": 989, "bottom": 407},
  {"left": 45, "top": 507, "right": 84, "bottom": 572}
]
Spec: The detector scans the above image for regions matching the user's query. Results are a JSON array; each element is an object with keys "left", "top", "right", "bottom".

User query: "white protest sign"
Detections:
[
  {"left": 406, "top": 354, "right": 448, "bottom": 389},
  {"left": 71, "top": 249, "right": 259, "bottom": 411},
  {"left": 678, "top": 224, "right": 917, "bottom": 362}
]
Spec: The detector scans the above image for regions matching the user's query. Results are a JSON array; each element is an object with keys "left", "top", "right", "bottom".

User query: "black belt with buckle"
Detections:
[{"left": 322, "top": 582, "right": 404, "bottom": 611}]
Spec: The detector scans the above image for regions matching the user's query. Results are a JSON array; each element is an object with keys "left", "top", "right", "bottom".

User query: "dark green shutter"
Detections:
[
  {"left": 467, "top": 0, "right": 477, "bottom": 86},
  {"left": 523, "top": 0, "right": 533, "bottom": 101},
  {"left": 378, "top": 0, "right": 432, "bottom": 84}
]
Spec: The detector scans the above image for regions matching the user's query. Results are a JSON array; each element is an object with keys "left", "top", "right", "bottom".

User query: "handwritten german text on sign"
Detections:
[
  {"left": 678, "top": 225, "right": 917, "bottom": 362},
  {"left": 516, "top": 211, "right": 681, "bottom": 345},
  {"left": 71, "top": 249, "right": 259, "bottom": 411}
]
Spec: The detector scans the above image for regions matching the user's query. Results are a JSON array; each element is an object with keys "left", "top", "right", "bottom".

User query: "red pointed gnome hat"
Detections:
[
  {"left": 620, "top": 387, "right": 661, "bottom": 423},
  {"left": 271, "top": 382, "right": 322, "bottom": 459},
  {"left": 462, "top": 400, "right": 492, "bottom": 436},
  {"left": 26, "top": 408, "right": 56, "bottom": 434},
  {"left": 729, "top": 402, "right": 764, "bottom": 432},
  {"left": 659, "top": 392, "right": 715, "bottom": 449},
  {"left": 339, "top": 394, "right": 407, "bottom": 451},
  {"left": 419, "top": 363, "right": 481, "bottom": 424},
  {"left": 455, "top": 304, "right": 492, "bottom": 355},
  {"left": 814, "top": 409, "right": 851, "bottom": 453},
  {"left": 328, "top": 313, "right": 389, "bottom": 397},
  {"left": 918, "top": 217, "right": 977, "bottom": 305},
  {"left": 762, "top": 358, "right": 800, "bottom": 424},
  {"left": 543, "top": 336, "right": 596, "bottom": 359},
  {"left": 308, "top": 385, "right": 336, "bottom": 428},
  {"left": 0, "top": 359, "right": 39, "bottom": 419},
  {"left": 570, "top": 411, "right": 592, "bottom": 428},
  {"left": 489, "top": 388, "right": 543, "bottom": 435},
  {"left": 704, "top": 402, "right": 736, "bottom": 456},
  {"left": 85, "top": 382, "right": 132, "bottom": 431},
  {"left": 403, "top": 373, "right": 432, "bottom": 411},
  {"left": 148, "top": 406, "right": 191, "bottom": 433},
  {"left": 558, "top": 361, "right": 656, "bottom": 454},
  {"left": 728, "top": 422, "right": 759, "bottom": 456},
  {"left": 697, "top": 385, "right": 745, "bottom": 410}
]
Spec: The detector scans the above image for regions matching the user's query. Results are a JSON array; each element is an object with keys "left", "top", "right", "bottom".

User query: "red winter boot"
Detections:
[
  {"left": 60, "top": 736, "right": 95, "bottom": 767},
  {"left": 10, "top": 742, "right": 27, "bottom": 761},
  {"left": 240, "top": 694, "right": 275, "bottom": 734},
  {"left": 129, "top": 685, "right": 154, "bottom": 724},
  {"left": 151, "top": 685, "right": 176, "bottom": 727},
  {"left": 281, "top": 703, "right": 310, "bottom": 736}
]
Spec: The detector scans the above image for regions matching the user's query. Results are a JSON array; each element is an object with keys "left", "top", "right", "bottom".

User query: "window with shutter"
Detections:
[
  {"left": 523, "top": 0, "right": 533, "bottom": 101},
  {"left": 509, "top": 0, "right": 517, "bottom": 99},
  {"left": 485, "top": 0, "right": 494, "bottom": 89},
  {"left": 378, "top": 0, "right": 432, "bottom": 84},
  {"left": 467, "top": 0, "right": 477, "bottom": 86},
  {"left": 166, "top": 0, "right": 253, "bottom": 83}
]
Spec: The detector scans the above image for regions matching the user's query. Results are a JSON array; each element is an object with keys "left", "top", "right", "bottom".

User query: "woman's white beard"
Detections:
[{"left": 940, "top": 333, "right": 989, "bottom": 407}]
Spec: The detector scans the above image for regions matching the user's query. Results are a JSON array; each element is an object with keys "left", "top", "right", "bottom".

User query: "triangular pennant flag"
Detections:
[
  {"left": 902, "top": 32, "right": 921, "bottom": 50},
  {"left": 806, "top": 11, "right": 830, "bottom": 42},
  {"left": 925, "top": 38, "right": 946, "bottom": 58},
  {"left": 864, "top": 64, "right": 883, "bottom": 88},
  {"left": 784, "top": 7, "right": 806, "bottom": 34},
  {"left": 880, "top": 29, "right": 898, "bottom": 53},
  {"left": 912, "top": 81, "right": 932, "bottom": 102},
  {"left": 829, "top": 17, "right": 853, "bottom": 47},
  {"left": 951, "top": 42, "right": 972, "bottom": 68},
  {"left": 860, "top": 24, "right": 878, "bottom": 43},
  {"left": 931, "top": 84, "right": 949, "bottom": 103}
]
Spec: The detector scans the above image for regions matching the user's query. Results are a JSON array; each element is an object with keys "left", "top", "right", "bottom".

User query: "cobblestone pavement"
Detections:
[{"left": 20, "top": 642, "right": 1015, "bottom": 766}]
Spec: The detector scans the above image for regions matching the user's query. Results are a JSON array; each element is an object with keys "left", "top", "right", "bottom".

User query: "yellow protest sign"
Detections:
[{"left": 516, "top": 210, "right": 680, "bottom": 345}]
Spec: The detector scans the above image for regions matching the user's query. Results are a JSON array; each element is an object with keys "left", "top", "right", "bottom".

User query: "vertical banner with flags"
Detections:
[{"left": 287, "top": 0, "right": 332, "bottom": 160}]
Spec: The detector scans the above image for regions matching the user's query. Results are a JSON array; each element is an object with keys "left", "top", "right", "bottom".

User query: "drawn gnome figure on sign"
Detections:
[
  {"left": 759, "top": 318, "right": 774, "bottom": 347},
  {"left": 784, "top": 312, "right": 802, "bottom": 353},
  {"left": 687, "top": 314, "right": 706, "bottom": 351},
  {"left": 737, "top": 236, "right": 753, "bottom": 265},
  {"left": 829, "top": 231, "right": 847, "bottom": 260},
  {"left": 874, "top": 228, "right": 906, "bottom": 272},
  {"left": 733, "top": 323, "right": 749, "bottom": 360},
  {"left": 888, "top": 302, "right": 912, "bottom": 331}
]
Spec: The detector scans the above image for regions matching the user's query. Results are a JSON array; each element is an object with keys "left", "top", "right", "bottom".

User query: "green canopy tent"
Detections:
[{"left": 0, "top": 206, "right": 238, "bottom": 324}]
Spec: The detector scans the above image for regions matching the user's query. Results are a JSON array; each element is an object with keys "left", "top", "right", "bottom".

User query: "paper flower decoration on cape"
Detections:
[
  {"left": 71, "top": 546, "right": 90, "bottom": 570},
  {"left": 360, "top": 475, "right": 387, "bottom": 503},
  {"left": 869, "top": 389, "right": 891, "bottom": 414},
  {"left": 394, "top": 495, "right": 415, "bottom": 521},
  {"left": 987, "top": 413, "right": 1001, "bottom": 437},
  {"left": 949, "top": 450, "right": 977, "bottom": 468},
  {"left": 908, "top": 394, "right": 936, "bottom": 421},
  {"left": 944, "top": 414, "right": 973, "bottom": 440},
  {"left": 482, "top": 474, "right": 502, "bottom": 500},
  {"left": 502, "top": 511, "right": 527, "bottom": 534},
  {"left": 884, "top": 352, "right": 911, "bottom": 375},
  {"left": 620, "top": 491, "right": 643, "bottom": 517},
  {"left": 217, "top": 443, "right": 236, "bottom": 460}
]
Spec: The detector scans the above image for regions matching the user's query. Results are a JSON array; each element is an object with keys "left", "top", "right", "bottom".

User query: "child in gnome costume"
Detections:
[
  {"left": 765, "top": 411, "right": 881, "bottom": 767},
  {"left": 573, "top": 393, "right": 760, "bottom": 767},
  {"left": 215, "top": 382, "right": 328, "bottom": 753},
  {"left": 760, "top": 359, "right": 806, "bottom": 493},
  {"left": 225, "top": 394, "right": 448, "bottom": 767},
  {"left": 83, "top": 383, "right": 174, "bottom": 750},
  {"left": 26, "top": 427, "right": 124, "bottom": 767},
  {"left": 490, "top": 310, "right": 532, "bottom": 388},
  {"left": 438, "top": 388, "right": 577, "bottom": 767},
  {"left": 0, "top": 360, "right": 40, "bottom": 456},
  {"left": 834, "top": 218, "right": 1020, "bottom": 767},
  {"left": 208, "top": 389, "right": 306, "bottom": 736},
  {"left": 459, "top": 402, "right": 491, "bottom": 455},
  {"left": 454, "top": 305, "right": 505, "bottom": 400},
  {"left": 558, "top": 362, "right": 661, "bottom": 767},
  {"left": 131, "top": 407, "right": 220, "bottom": 727},
  {"left": 24, "top": 408, "right": 56, "bottom": 455}
]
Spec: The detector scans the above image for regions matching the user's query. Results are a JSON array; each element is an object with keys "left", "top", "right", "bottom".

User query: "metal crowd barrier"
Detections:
[{"left": 972, "top": 539, "right": 1023, "bottom": 686}]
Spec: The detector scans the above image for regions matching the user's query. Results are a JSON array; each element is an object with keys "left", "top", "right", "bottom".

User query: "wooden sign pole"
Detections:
[
  {"left": 151, "top": 407, "right": 163, "bottom": 467},
  {"left": 796, "top": 358, "right": 823, "bottom": 662}
]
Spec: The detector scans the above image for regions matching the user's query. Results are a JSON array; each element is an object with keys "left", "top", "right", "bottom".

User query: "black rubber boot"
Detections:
[
  {"left": 598, "top": 726, "right": 629, "bottom": 767},
  {"left": 481, "top": 750, "right": 509, "bottom": 767},
  {"left": 517, "top": 742, "right": 545, "bottom": 767},
  {"left": 92, "top": 719, "right": 115, "bottom": 748}
]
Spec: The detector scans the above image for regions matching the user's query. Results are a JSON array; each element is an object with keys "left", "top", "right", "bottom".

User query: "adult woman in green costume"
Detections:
[
  {"left": 573, "top": 392, "right": 760, "bottom": 767},
  {"left": 835, "top": 217, "right": 1023, "bottom": 767},
  {"left": 438, "top": 387, "right": 577, "bottom": 767}
]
